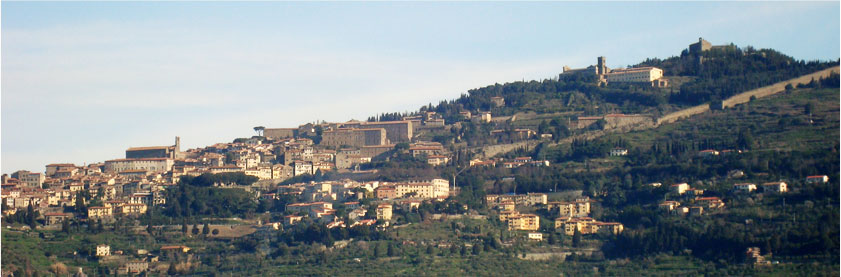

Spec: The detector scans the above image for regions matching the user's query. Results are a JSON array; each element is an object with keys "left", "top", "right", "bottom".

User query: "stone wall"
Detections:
[
  {"left": 722, "top": 66, "right": 840, "bottom": 108},
  {"left": 657, "top": 66, "right": 840, "bottom": 125},
  {"left": 575, "top": 114, "right": 653, "bottom": 130},
  {"left": 264, "top": 128, "right": 297, "bottom": 139}
]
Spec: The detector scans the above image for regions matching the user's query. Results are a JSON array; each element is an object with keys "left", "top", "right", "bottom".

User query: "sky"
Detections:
[{"left": 2, "top": 1, "right": 839, "bottom": 174}]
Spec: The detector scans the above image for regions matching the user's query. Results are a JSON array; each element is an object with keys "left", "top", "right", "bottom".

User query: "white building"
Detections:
[
  {"left": 96, "top": 244, "right": 111, "bottom": 257},
  {"left": 292, "top": 161, "right": 313, "bottom": 176},
  {"left": 527, "top": 232, "right": 543, "bottom": 241},
  {"left": 395, "top": 183, "right": 434, "bottom": 199},
  {"left": 609, "top": 148, "right": 628, "bottom": 156},
  {"left": 405, "top": 178, "right": 450, "bottom": 199},
  {"left": 670, "top": 183, "right": 690, "bottom": 195},
  {"left": 244, "top": 166, "right": 273, "bottom": 180},
  {"left": 606, "top": 67, "right": 664, "bottom": 83}
]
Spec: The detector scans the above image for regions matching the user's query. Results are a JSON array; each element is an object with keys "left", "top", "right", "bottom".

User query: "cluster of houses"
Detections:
[
  {"left": 2, "top": 162, "right": 168, "bottom": 224},
  {"left": 659, "top": 182, "right": 725, "bottom": 216},
  {"left": 487, "top": 193, "right": 624, "bottom": 239},
  {"left": 0, "top": 105, "right": 550, "bottom": 231},
  {"left": 550, "top": 197, "right": 624, "bottom": 236},
  {"left": 745, "top": 246, "right": 779, "bottom": 265},
  {"left": 270, "top": 178, "right": 451, "bottom": 229},
  {"left": 1, "top": 122, "right": 459, "bottom": 220},
  {"left": 488, "top": 193, "right": 546, "bottom": 232},
  {"left": 733, "top": 181, "right": 789, "bottom": 193},
  {"left": 90, "top": 244, "right": 192, "bottom": 275},
  {"left": 658, "top": 175, "right": 829, "bottom": 216},
  {"left": 408, "top": 141, "right": 450, "bottom": 166}
]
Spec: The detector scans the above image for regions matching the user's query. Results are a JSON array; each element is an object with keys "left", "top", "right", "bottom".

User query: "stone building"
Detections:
[
  {"left": 321, "top": 128, "right": 387, "bottom": 147},
  {"left": 689, "top": 37, "right": 712, "bottom": 54},
  {"left": 104, "top": 158, "right": 174, "bottom": 173},
  {"left": 125, "top": 136, "right": 181, "bottom": 159},
  {"left": 342, "top": 121, "right": 413, "bottom": 143},
  {"left": 563, "top": 56, "right": 665, "bottom": 87},
  {"left": 264, "top": 128, "right": 298, "bottom": 139},
  {"left": 45, "top": 163, "right": 77, "bottom": 177},
  {"left": 361, "top": 145, "right": 394, "bottom": 160},
  {"left": 336, "top": 149, "right": 372, "bottom": 169},
  {"left": 11, "top": 170, "right": 45, "bottom": 188},
  {"left": 490, "top": 96, "right": 505, "bottom": 107}
]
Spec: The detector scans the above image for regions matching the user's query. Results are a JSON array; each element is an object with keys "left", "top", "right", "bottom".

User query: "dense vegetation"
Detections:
[
  {"left": 164, "top": 173, "right": 257, "bottom": 218},
  {"left": 179, "top": 172, "right": 259, "bottom": 187},
  {"left": 640, "top": 46, "right": 837, "bottom": 104}
]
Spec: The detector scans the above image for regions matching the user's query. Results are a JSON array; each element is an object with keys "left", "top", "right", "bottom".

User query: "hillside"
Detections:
[
  {"left": 3, "top": 43, "right": 838, "bottom": 276},
  {"left": 392, "top": 41, "right": 838, "bottom": 152}
]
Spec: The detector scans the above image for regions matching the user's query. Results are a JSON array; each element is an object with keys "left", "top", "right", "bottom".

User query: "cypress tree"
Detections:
[{"left": 572, "top": 228, "right": 582, "bottom": 247}]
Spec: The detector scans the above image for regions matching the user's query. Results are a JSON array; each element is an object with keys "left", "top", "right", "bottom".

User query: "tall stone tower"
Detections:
[
  {"left": 597, "top": 56, "right": 607, "bottom": 75},
  {"left": 596, "top": 56, "right": 609, "bottom": 85},
  {"left": 174, "top": 136, "right": 181, "bottom": 157}
]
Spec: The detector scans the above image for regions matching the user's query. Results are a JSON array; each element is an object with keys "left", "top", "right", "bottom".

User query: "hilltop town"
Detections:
[{"left": 2, "top": 38, "right": 839, "bottom": 276}]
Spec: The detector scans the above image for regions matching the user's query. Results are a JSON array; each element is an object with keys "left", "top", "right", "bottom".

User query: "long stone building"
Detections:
[
  {"left": 125, "top": 137, "right": 181, "bottom": 159},
  {"left": 264, "top": 128, "right": 298, "bottom": 139},
  {"left": 342, "top": 121, "right": 413, "bottom": 143},
  {"left": 104, "top": 158, "right": 174, "bottom": 173},
  {"left": 606, "top": 67, "right": 664, "bottom": 83},
  {"left": 321, "top": 128, "right": 387, "bottom": 147}
]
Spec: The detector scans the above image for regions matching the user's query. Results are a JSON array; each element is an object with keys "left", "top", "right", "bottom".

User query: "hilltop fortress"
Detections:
[{"left": 562, "top": 56, "right": 668, "bottom": 88}]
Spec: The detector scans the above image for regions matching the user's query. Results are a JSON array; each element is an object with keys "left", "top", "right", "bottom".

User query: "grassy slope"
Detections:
[{"left": 605, "top": 87, "right": 839, "bottom": 152}]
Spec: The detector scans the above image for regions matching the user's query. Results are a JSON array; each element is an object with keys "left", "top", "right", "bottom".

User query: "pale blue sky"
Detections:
[{"left": 2, "top": 1, "right": 839, "bottom": 174}]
